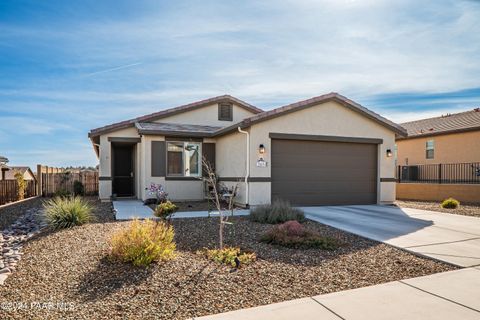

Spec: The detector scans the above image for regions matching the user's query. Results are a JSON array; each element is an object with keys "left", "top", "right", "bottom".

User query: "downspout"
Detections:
[{"left": 237, "top": 127, "right": 249, "bottom": 206}]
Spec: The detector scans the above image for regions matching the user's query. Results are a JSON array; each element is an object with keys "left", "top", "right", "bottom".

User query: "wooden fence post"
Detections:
[{"left": 36, "top": 164, "right": 42, "bottom": 196}]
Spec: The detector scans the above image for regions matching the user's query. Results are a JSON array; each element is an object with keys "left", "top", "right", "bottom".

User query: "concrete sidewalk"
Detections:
[
  {"left": 196, "top": 268, "right": 480, "bottom": 320},
  {"left": 113, "top": 200, "right": 249, "bottom": 220},
  {"left": 303, "top": 205, "right": 480, "bottom": 267}
]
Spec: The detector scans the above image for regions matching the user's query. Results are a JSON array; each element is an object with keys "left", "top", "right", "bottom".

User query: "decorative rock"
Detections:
[
  {"left": 0, "top": 207, "right": 44, "bottom": 285},
  {"left": 0, "top": 267, "right": 11, "bottom": 274}
]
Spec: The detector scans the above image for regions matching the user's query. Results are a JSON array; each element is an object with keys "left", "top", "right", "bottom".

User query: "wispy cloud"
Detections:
[
  {"left": 0, "top": 0, "right": 479, "bottom": 168},
  {"left": 84, "top": 62, "right": 142, "bottom": 77}
]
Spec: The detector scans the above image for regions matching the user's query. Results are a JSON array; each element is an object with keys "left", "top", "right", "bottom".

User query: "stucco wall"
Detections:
[
  {"left": 396, "top": 131, "right": 480, "bottom": 165},
  {"left": 397, "top": 183, "right": 480, "bottom": 204},
  {"left": 98, "top": 127, "right": 140, "bottom": 200},
  {"left": 156, "top": 103, "right": 256, "bottom": 126},
  {"left": 248, "top": 100, "right": 397, "bottom": 205}
]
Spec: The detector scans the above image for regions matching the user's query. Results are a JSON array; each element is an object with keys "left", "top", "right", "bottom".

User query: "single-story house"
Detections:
[
  {"left": 0, "top": 166, "right": 36, "bottom": 181},
  {"left": 395, "top": 108, "right": 480, "bottom": 203},
  {"left": 89, "top": 93, "right": 407, "bottom": 206}
]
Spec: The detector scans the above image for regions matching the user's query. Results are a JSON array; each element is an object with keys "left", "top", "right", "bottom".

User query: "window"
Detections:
[
  {"left": 218, "top": 103, "right": 233, "bottom": 121},
  {"left": 426, "top": 140, "right": 434, "bottom": 159},
  {"left": 167, "top": 142, "right": 201, "bottom": 177}
]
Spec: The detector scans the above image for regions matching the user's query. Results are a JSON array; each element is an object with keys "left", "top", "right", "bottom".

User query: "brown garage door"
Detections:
[{"left": 271, "top": 139, "right": 377, "bottom": 206}]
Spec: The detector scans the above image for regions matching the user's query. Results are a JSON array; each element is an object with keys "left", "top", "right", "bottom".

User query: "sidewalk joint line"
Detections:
[
  {"left": 414, "top": 252, "right": 480, "bottom": 260},
  {"left": 310, "top": 297, "right": 346, "bottom": 320},
  {"left": 405, "top": 236, "right": 480, "bottom": 249},
  {"left": 399, "top": 281, "right": 480, "bottom": 313},
  {"left": 430, "top": 225, "right": 480, "bottom": 237}
]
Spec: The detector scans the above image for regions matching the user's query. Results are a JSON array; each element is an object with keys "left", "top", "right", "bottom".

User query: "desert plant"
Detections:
[
  {"left": 109, "top": 219, "right": 176, "bottom": 267},
  {"left": 43, "top": 196, "right": 93, "bottom": 229},
  {"left": 441, "top": 198, "right": 460, "bottom": 209},
  {"left": 261, "top": 220, "right": 338, "bottom": 250},
  {"left": 199, "top": 247, "right": 256, "bottom": 268},
  {"left": 154, "top": 200, "right": 178, "bottom": 220},
  {"left": 250, "top": 199, "right": 305, "bottom": 224},
  {"left": 145, "top": 183, "right": 168, "bottom": 204},
  {"left": 73, "top": 180, "right": 85, "bottom": 196},
  {"left": 14, "top": 171, "right": 26, "bottom": 201}
]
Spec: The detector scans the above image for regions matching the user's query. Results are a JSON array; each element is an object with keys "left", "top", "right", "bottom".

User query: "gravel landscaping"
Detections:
[
  {"left": 0, "top": 199, "right": 455, "bottom": 319},
  {"left": 396, "top": 200, "right": 480, "bottom": 218},
  {"left": 0, "top": 197, "right": 43, "bottom": 230}
]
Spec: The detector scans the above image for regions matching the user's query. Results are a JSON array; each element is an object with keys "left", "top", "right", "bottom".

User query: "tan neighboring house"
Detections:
[
  {"left": 0, "top": 166, "right": 37, "bottom": 181},
  {"left": 396, "top": 108, "right": 480, "bottom": 203},
  {"left": 89, "top": 93, "right": 406, "bottom": 206}
]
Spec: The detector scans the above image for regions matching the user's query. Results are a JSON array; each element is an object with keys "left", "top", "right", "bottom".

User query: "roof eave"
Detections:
[
  {"left": 396, "top": 126, "right": 480, "bottom": 140},
  {"left": 137, "top": 129, "right": 214, "bottom": 138}
]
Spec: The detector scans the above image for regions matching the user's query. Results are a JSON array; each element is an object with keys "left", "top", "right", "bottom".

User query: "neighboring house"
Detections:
[
  {"left": 1, "top": 166, "right": 37, "bottom": 181},
  {"left": 396, "top": 108, "right": 480, "bottom": 165},
  {"left": 0, "top": 164, "right": 9, "bottom": 180},
  {"left": 0, "top": 156, "right": 9, "bottom": 180},
  {"left": 396, "top": 109, "right": 480, "bottom": 203},
  {"left": 89, "top": 93, "right": 406, "bottom": 206}
]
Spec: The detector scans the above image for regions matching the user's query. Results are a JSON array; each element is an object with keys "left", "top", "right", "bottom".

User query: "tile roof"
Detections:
[
  {"left": 215, "top": 92, "right": 407, "bottom": 137},
  {"left": 89, "top": 95, "right": 263, "bottom": 138},
  {"left": 399, "top": 108, "right": 480, "bottom": 139},
  {"left": 136, "top": 122, "right": 223, "bottom": 137}
]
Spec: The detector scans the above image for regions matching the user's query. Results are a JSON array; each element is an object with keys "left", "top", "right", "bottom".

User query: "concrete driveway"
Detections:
[{"left": 302, "top": 205, "right": 480, "bottom": 267}]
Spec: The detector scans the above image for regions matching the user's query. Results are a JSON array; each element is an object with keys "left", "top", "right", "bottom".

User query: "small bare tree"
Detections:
[{"left": 202, "top": 158, "right": 238, "bottom": 249}]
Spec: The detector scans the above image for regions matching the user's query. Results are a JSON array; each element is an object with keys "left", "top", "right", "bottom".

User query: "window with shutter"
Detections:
[{"left": 218, "top": 103, "right": 233, "bottom": 121}]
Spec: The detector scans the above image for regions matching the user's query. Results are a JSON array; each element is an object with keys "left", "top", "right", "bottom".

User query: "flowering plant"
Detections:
[{"left": 146, "top": 183, "right": 168, "bottom": 204}]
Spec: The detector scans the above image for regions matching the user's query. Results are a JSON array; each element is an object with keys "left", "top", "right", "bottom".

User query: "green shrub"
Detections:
[
  {"left": 199, "top": 247, "right": 256, "bottom": 268},
  {"left": 249, "top": 199, "right": 305, "bottom": 224},
  {"left": 73, "top": 180, "right": 85, "bottom": 196},
  {"left": 441, "top": 198, "right": 460, "bottom": 209},
  {"left": 43, "top": 196, "right": 93, "bottom": 229},
  {"left": 109, "top": 219, "right": 176, "bottom": 267},
  {"left": 54, "top": 189, "right": 71, "bottom": 198},
  {"left": 261, "top": 220, "right": 338, "bottom": 250},
  {"left": 154, "top": 200, "right": 178, "bottom": 220}
]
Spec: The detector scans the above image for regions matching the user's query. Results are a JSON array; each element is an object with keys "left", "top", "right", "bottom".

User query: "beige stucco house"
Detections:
[
  {"left": 89, "top": 93, "right": 406, "bottom": 206},
  {"left": 0, "top": 166, "right": 36, "bottom": 181}
]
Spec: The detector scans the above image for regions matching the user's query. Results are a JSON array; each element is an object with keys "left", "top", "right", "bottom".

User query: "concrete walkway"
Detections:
[
  {"left": 113, "top": 200, "right": 249, "bottom": 220},
  {"left": 113, "top": 200, "right": 154, "bottom": 220},
  {"left": 302, "top": 205, "right": 480, "bottom": 267},
  {"left": 196, "top": 267, "right": 480, "bottom": 319}
]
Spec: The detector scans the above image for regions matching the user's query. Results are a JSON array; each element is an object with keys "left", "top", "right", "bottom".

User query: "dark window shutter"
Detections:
[
  {"left": 218, "top": 103, "right": 233, "bottom": 121},
  {"left": 202, "top": 143, "right": 215, "bottom": 176},
  {"left": 151, "top": 141, "right": 166, "bottom": 177}
]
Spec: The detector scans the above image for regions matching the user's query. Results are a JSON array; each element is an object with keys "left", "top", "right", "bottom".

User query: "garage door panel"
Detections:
[
  {"left": 272, "top": 181, "right": 376, "bottom": 194},
  {"left": 273, "top": 169, "right": 377, "bottom": 182},
  {"left": 271, "top": 139, "right": 377, "bottom": 206}
]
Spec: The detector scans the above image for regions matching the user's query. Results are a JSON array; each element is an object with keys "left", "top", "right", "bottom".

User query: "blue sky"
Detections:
[{"left": 1, "top": 0, "right": 479, "bottom": 169}]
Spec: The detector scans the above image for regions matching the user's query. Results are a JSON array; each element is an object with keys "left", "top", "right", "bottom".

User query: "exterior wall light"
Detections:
[
  {"left": 386, "top": 149, "right": 393, "bottom": 157},
  {"left": 259, "top": 144, "right": 265, "bottom": 154}
]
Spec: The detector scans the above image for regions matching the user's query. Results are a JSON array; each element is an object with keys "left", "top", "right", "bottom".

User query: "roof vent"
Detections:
[{"left": 429, "top": 128, "right": 434, "bottom": 131}]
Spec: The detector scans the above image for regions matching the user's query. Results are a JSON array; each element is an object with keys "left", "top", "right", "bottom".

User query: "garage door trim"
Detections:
[{"left": 269, "top": 132, "right": 383, "bottom": 145}]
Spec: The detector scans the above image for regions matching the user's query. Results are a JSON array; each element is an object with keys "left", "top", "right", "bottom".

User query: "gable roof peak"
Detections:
[{"left": 88, "top": 94, "right": 262, "bottom": 138}]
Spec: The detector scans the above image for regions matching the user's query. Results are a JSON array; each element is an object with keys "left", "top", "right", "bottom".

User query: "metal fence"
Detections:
[
  {"left": 0, "top": 180, "right": 37, "bottom": 205},
  {"left": 398, "top": 162, "right": 480, "bottom": 184}
]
